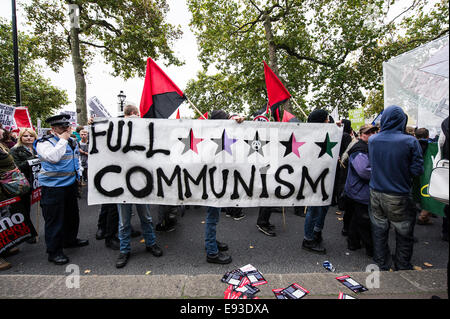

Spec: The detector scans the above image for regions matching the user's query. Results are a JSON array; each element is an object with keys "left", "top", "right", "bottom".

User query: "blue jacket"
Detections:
[
  {"left": 368, "top": 105, "right": 424, "bottom": 195},
  {"left": 344, "top": 140, "right": 371, "bottom": 205},
  {"left": 35, "top": 136, "right": 80, "bottom": 187}
]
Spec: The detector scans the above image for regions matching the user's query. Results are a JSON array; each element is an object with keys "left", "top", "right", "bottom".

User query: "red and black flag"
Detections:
[
  {"left": 282, "top": 110, "right": 299, "bottom": 123},
  {"left": 198, "top": 112, "right": 209, "bottom": 120},
  {"left": 263, "top": 61, "right": 291, "bottom": 122},
  {"left": 139, "top": 57, "right": 186, "bottom": 118}
]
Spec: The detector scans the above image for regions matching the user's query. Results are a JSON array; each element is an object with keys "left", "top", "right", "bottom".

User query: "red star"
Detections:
[{"left": 190, "top": 129, "right": 204, "bottom": 154}]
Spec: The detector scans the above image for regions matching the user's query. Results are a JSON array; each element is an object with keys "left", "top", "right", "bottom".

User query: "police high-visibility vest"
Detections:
[{"left": 35, "top": 136, "right": 80, "bottom": 187}]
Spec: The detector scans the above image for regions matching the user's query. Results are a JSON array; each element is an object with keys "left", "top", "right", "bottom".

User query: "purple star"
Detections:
[{"left": 211, "top": 129, "right": 237, "bottom": 155}]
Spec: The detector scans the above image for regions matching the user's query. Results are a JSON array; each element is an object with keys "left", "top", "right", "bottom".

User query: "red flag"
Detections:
[
  {"left": 176, "top": 108, "right": 180, "bottom": 119},
  {"left": 263, "top": 61, "right": 291, "bottom": 119},
  {"left": 139, "top": 57, "right": 186, "bottom": 118},
  {"left": 198, "top": 112, "right": 208, "bottom": 120},
  {"left": 282, "top": 110, "right": 296, "bottom": 122},
  {"left": 14, "top": 106, "right": 33, "bottom": 128}
]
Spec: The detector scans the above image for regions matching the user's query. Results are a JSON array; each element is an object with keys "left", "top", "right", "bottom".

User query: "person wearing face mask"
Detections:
[
  {"left": 9, "top": 128, "right": 40, "bottom": 244},
  {"left": 34, "top": 114, "right": 89, "bottom": 265}
]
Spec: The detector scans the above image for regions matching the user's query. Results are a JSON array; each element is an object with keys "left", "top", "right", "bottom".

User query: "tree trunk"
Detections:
[
  {"left": 263, "top": 14, "right": 278, "bottom": 76},
  {"left": 263, "top": 13, "right": 292, "bottom": 114},
  {"left": 69, "top": 26, "right": 87, "bottom": 126}
]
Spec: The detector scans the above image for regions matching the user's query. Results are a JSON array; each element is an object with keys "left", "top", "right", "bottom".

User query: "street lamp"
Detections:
[
  {"left": 117, "top": 90, "right": 126, "bottom": 116},
  {"left": 12, "top": 0, "right": 21, "bottom": 106}
]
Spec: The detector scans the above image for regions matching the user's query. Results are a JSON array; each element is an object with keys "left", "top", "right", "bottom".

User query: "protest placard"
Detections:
[
  {"left": 0, "top": 103, "right": 16, "bottom": 130},
  {"left": 88, "top": 118, "right": 342, "bottom": 207},
  {"left": 27, "top": 158, "right": 42, "bottom": 204},
  {"left": 0, "top": 198, "right": 32, "bottom": 254}
]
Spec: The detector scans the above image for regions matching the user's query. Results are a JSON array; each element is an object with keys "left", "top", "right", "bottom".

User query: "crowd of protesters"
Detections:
[{"left": 0, "top": 106, "right": 448, "bottom": 275}]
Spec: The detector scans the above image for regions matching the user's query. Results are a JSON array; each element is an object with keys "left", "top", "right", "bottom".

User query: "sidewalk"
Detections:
[{"left": 1, "top": 268, "right": 447, "bottom": 299}]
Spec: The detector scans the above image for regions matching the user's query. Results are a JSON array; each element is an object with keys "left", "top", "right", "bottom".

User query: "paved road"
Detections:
[{"left": 2, "top": 187, "right": 448, "bottom": 277}]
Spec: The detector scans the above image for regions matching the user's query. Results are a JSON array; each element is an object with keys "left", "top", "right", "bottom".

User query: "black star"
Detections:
[
  {"left": 315, "top": 132, "right": 338, "bottom": 158},
  {"left": 245, "top": 131, "right": 269, "bottom": 156}
]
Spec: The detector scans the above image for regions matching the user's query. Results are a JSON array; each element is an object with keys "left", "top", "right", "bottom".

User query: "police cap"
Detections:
[{"left": 45, "top": 114, "right": 71, "bottom": 127}]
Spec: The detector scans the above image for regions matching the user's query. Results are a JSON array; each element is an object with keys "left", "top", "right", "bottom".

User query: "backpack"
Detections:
[{"left": 0, "top": 168, "right": 31, "bottom": 197}]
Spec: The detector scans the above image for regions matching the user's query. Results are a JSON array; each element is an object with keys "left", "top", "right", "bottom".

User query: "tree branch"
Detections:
[
  {"left": 386, "top": 0, "right": 421, "bottom": 26},
  {"left": 275, "top": 43, "right": 334, "bottom": 67},
  {"left": 249, "top": 0, "right": 262, "bottom": 13},
  {"left": 231, "top": 13, "right": 264, "bottom": 35},
  {"left": 78, "top": 40, "right": 140, "bottom": 68}
]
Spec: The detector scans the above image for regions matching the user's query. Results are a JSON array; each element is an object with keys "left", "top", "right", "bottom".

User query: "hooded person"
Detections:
[{"left": 368, "top": 105, "right": 423, "bottom": 271}]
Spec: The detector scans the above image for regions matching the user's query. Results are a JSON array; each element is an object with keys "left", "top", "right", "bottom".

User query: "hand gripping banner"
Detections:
[{"left": 88, "top": 118, "right": 342, "bottom": 207}]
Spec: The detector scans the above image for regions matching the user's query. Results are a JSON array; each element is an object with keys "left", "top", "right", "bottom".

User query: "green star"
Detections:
[{"left": 315, "top": 132, "right": 338, "bottom": 158}]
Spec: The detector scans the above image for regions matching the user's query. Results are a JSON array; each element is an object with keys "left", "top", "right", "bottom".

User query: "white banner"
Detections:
[
  {"left": 383, "top": 36, "right": 449, "bottom": 136},
  {"left": 0, "top": 103, "right": 16, "bottom": 130},
  {"left": 88, "top": 118, "right": 342, "bottom": 207},
  {"left": 88, "top": 96, "right": 112, "bottom": 118}
]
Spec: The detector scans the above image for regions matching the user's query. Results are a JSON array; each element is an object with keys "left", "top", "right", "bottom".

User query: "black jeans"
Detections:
[
  {"left": 157, "top": 205, "right": 178, "bottom": 225},
  {"left": 347, "top": 198, "right": 373, "bottom": 253},
  {"left": 40, "top": 183, "right": 79, "bottom": 256},
  {"left": 97, "top": 204, "right": 119, "bottom": 240},
  {"left": 369, "top": 189, "right": 415, "bottom": 271},
  {"left": 257, "top": 207, "right": 281, "bottom": 226},
  {"left": 20, "top": 192, "right": 38, "bottom": 237}
]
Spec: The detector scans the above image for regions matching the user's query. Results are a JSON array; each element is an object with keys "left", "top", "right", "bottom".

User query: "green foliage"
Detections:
[
  {"left": 186, "top": 0, "right": 449, "bottom": 119},
  {"left": 0, "top": 19, "right": 68, "bottom": 126},
  {"left": 23, "top": 0, "right": 183, "bottom": 79}
]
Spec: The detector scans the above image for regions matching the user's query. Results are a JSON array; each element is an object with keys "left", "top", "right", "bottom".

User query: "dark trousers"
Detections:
[
  {"left": 20, "top": 192, "right": 38, "bottom": 237},
  {"left": 257, "top": 207, "right": 281, "bottom": 226},
  {"left": 347, "top": 198, "right": 373, "bottom": 253},
  {"left": 97, "top": 204, "right": 119, "bottom": 240},
  {"left": 40, "top": 183, "right": 79, "bottom": 256},
  {"left": 157, "top": 205, "right": 178, "bottom": 225},
  {"left": 369, "top": 189, "right": 415, "bottom": 271}
]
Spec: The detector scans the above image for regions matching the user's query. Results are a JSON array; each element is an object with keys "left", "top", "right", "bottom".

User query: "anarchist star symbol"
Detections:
[{"left": 245, "top": 131, "right": 269, "bottom": 156}]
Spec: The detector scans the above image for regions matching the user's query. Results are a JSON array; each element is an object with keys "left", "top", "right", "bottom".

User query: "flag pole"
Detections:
[
  {"left": 185, "top": 95, "right": 207, "bottom": 119},
  {"left": 291, "top": 98, "right": 308, "bottom": 120}
]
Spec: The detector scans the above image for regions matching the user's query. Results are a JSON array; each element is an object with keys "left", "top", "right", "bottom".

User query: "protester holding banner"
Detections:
[
  {"left": 0, "top": 131, "right": 16, "bottom": 270},
  {"left": 368, "top": 105, "right": 424, "bottom": 271},
  {"left": 115, "top": 104, "right": 163, "bottom": 269},
  {"left": 35, "top": 114, "right": 89, "bottom": 266},
  {"left": 0, "top": 128, "right": 32, "bottom": 270},
  {"left": 205, "top": 110, "right": 244, "bottom": 264},
  {"left": 9, "top": 128, "right": 39, "bottom": 243},
  {"left": 301, "top": 109, "right": 331, "bottom": 254}
]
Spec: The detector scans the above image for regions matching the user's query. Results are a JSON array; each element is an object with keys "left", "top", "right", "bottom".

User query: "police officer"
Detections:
[{"left": 35, "top": 114, "right": 89, "bottom": 265}]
